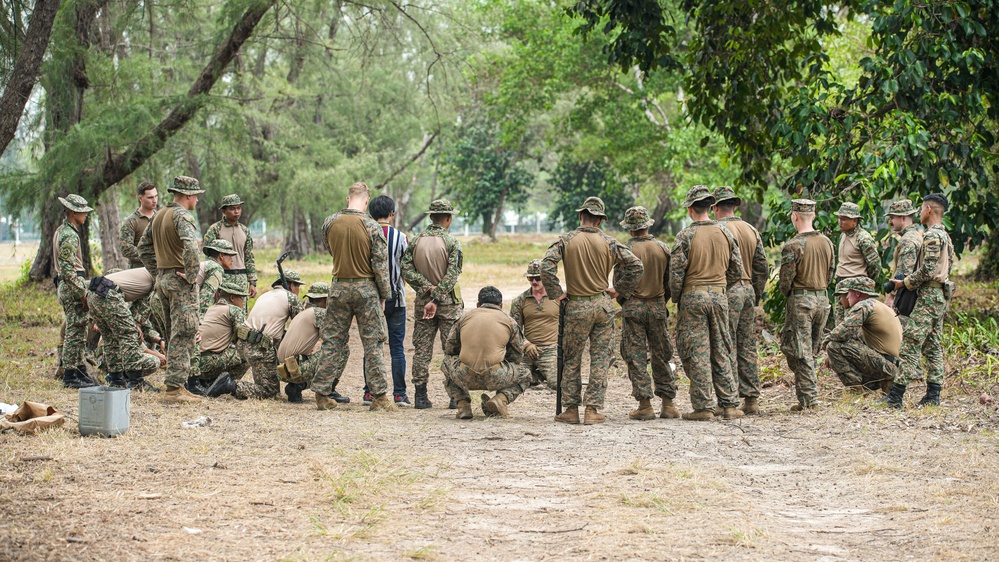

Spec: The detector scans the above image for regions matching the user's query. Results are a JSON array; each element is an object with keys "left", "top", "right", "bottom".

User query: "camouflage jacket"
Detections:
[
  {"left": 204, "top": 219, "right": 257, "bottom": 284},
  {"left": 717, "top": 217, "right": 769, "bottom": 299},
  {"left": 443, "top": 304, "right": 525, "bottom": 365},
  {"left": 891, "top": 224, "right": 922, "bottom": 279},
  {"left": 199, "top": 259, "right": 225, "bottom": 319},
  {"left": 321, "top": 209, "right": 392, "bottom": 299},
  {"left": 669, "top": 221, "right": 743, "bottom": 303},
  {"left": 137, "top": 201, "right": 202, "bottom": 282},
  {"left": 778, "top": 231, "right": 835, "bottom": 296},
  {"left": 904, "top": 224, "right": 955, "bottom": 290},
  {"left": 401, "top": 223, "right": 463, "bottom": 304},
  {"left": 825, "top": 297, "right": 878, "bottom": 345},
  {"left": 54, "top": 219, "right": 87, "bottom": 296},
  {"left": 119, "top": 208, "right": 154, "bottom": 268},
  {"left": 838, "top": 227, "right": 881, "bottom": 280},
  {"left": 541, "top": 226, "right": 643, "bottom": 300}
]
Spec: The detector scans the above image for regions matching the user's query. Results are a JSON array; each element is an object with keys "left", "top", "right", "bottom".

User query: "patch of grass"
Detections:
[{"left": 404, "top": 545, "right": 439, "bottom": 560}]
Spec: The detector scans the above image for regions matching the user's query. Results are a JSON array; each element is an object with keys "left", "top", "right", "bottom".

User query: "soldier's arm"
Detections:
[
  {"left": 894, "top": 237, "right": 920, "bottom": 277},
  {"left": 826, "top": 238, "right": 836, "bottom": 284},
  {"left": 721, "top": 227, "right": 744, "bottom": 287},
  {"left": 443, "top": 320, "right": 461, "bottom": 356},
  {"left": 610, "top": 239, "right": 643, "bottom": 298},
  {"left": 505, "top": 322, "right": 525, "bottom": 364},
  {"left": 320, "top": 214, "right": 335, "bottom": 256},
  {"left": 244, "top": 226, "right": 257, "bottom": 284},
  {"left": 202, "top": 222, "right": 218, "bottom": 246},
  {"left": 177, "top": 211, "right": 201, "bottom": 282},
  {"left": 138, "top": 221, "right": 157, "bottom": 274},
  {"left": 947, "top": 236, "right": 956, "bottom": 277},
  {"left": 367, "top": 220, "right": 392, "bottom": 299},
  {"left": 859, "top": 230, "right": 882, "bottom": 281},
  {"left": 509, "top": 295, "right": 525, "bottom": 329},
  {"left": 827, "top": 302, "right": 867, "bottom": 343},
  {"left": 668, "top": 233, "right": 689, "bottom": 303},
  {"left": 58, "top": 232, "right": 86, "bottom": 293},
  {"left": 401, "top": 236, "right": 432, "bottom": 296},
  {"left": 778, "top": 240, "right": 800, "bottom": 297},
  {"left": 751, "top": 231, "right": 769, "bottom": 301},
  {"left": 119, "top": 216, "right": 140, "bottom": 262},
  {"left": 905, "top": 231, "right": 941, "bottom": 289},
  {"left": 431, "top": 236, "right": 463, "bottom": 302},
  {"left": 540, "top": 238, "right": 566, "bottom": 300},
  {"left": 198, "top": 271, "right": 222, "bottom": 319}
]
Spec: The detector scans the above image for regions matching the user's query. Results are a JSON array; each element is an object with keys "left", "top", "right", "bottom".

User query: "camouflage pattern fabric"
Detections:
[
  {"left": 234, "top": 338, "right": 280, "bottom": 399},
  {"left": 525, "top": 344, "right": 558, "bottom": 389},
  {"left": 87, "top": 287, "right": 159, "bottom": 374},
  {"left": 137, "top": 201, "right": 202, "bottom": 281},
  {"left": 199, "top": 259, "right": 225, "bottom": 318},
  {"left": 155, "top": 272, "right": 199, "bottom": 388},
  {"left": 120, "top": 209, "right": 152, "bottom": 269},
  {"left": 726, "top": 282, "right": 760, "bottom": 399},
  {"left": 675, "top": 290, "right": 739, "bottom": 410},
  {"left": 897, "top": 225, "right": 954, "bottom": 386},
  {"left": 780, "top": 294, "right": 829, "bottom": 406},
  {"left": 204, "top": 219, "right": 257, "bottom": 286},
  {"left": 824, "top": 300, "right": 897, "bottom": 388},
  {"left": 410, "top": 300, "right": 462, "bottom": 387},
  {"left": 559, "top": 296, "right": 616, "bottom": 408},
  {"left": 717, "top": 216, "right": 770, "bottom": 301},
  {"left": 146, "top": 291, "right": 168, "bottom": 345},
  {"left": 199, "top": 347, "right": 249, "bottom": 383},
  {"left": 55, "top": 220, "right": 87, "bottom": 368},
  {"left": 620, "top": 297, "right": 677, "bottom": 400},
  {"left": 891, "top": 224, "right": 923, "bottom": 325},
  {"left": 778, "top": 232, "right": 835, "bottom": 297},
  {"left": 668, "top": 221, "right": 743, "bottom": 303},
  {"left": 441, "top": 356, "right": 531, "bottom": 404}
]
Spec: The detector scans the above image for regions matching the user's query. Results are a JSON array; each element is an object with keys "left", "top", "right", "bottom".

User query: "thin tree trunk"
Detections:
[{"left": 97, "top": 188, "right": 126, "bottom": 271}]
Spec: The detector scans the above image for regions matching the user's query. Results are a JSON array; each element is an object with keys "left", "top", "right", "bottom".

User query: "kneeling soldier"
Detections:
[
  {"left": 197, "top": 239, "right": 238, "bottom": 319},
  {"left": 199, "top": 281, "right": 251, "bottom": 394},
  {"left": 824, "top": 277, "right": 901, "bottom": 392},
  {"left": 276, "top": 282, "right": 330, "bottom": 403},
  {"left": 509, "top": 260, "right": 559, "bottom": 389}
]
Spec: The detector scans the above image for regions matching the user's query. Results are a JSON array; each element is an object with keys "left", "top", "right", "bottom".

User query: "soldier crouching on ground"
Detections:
[
  {"left": 823, "top": 277, "right": 901, "bottom": 393},
  {"left": 198, "top": 281, "right": 251, "bottom": 396},
  {"left": 441, "top": 286, "right": 532, "bottom": 419},
  {"left": 509, "top": 259, "right": 559, "bottom": 390},
  {"left": 275, "top": 282, "right": 330, "bottom": 403}
]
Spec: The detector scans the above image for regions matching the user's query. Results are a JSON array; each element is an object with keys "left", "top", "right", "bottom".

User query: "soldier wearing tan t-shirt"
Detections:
[
  {"left": 778, "top": 198, "right": 835, "bottom": 411},
  {"left": 824, "top": 277, "right": 901, "bottom": 392},
  {"left": 509, "top": 260, "right": 559, "bottom": 389},
  {"left": 198, "top": 281, "right": 250, "bottom": 391},
  {"left": 832, "top": 202, "right": 881, "bottom": 326},
  {"left": 275, "top": 282, "right": 329, "bottom": 403}
]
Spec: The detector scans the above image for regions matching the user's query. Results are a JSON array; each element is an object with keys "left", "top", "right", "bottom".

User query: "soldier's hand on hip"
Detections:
[{"left": 175, "top": 271, "right": 188, "bottom": 282}]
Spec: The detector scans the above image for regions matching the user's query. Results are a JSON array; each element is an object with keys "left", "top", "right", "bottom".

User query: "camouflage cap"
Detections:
[
  {"left": 884, "top": 199, "right": 919, "bottom": 217},
  {"left": 834, "top": 202, "right": 862, "bottom": 219},
  {"left": 203, "top": 238, "right": 238, "bottom": 256},
  {"left": 218, "top": 194, "right": 244, "bottom": 209},
  {"left": 425, "top": 199, "right": 459, "bottom": 215},
  {"left": 524, "top": 259, "right": 543, "bottom": 277},
  {"left": 791, "top": 199, "right": 816, "bottom": 213},
  {"left": 620, "top": 206, "right": 655, "bottom": 231},
  {"left": 682, "top": 185, "right": 715, "bottom": 208},
  {"left": 169, "top": 175, "right": 205, "bottom": 195},
  {"left": 283, "top": 270, "right": 303, "bottom": 285},
  {"left": 711, "top": 185, "right": 741, "bottom": 206},
  {"left": 58, "top": 194, "right": 93, "bottom": 213},
  {"left": 305, "top": 281, "right": 330, "bottom": 299},
  {"left": 834, "top": 276, "right": 878, "bottom": 296},
  {"left": 575, "top": 196, "right": 607, "bottom": 217},
  {"left": 219, "top": 279, "right": 249, "bottom": 297}
]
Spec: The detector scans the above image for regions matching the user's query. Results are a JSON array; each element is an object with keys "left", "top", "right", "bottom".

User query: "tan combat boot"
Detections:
[
  {"left": 316, "top": 393, "right": 338, "bottom": 411},
  {"left": 659, "top": 398, "right": 680, "bottom": 419},
  {"left": 583, "top": 406, "right": 606, "bottom": 425},
  {"left": 369, "top": 393, "right": 398, "bottom": 412},
  {"left": 455, "top": 399, "right": 473, "bottom": 420},
  {"left": 629, "top": 399, "right": 655, "bottom": 421},
  {"left": 721, "top": 407, "right": 745, "bottom": 420},
  {"left": 554, "top": 406, "right": 580, "bottom": 424},
  {"left": 682, "top": 409, "right": 714, "bottom": 421},
  {"left": 481, "top": 393, "right": 510, "bottom": 418},
  {"left": 741, "top": 397, "right": 760, "bottom": 415},
  {"left": 162, "top": 386, "right": 202, "bottom": 403},
  {"left": 790, "top": 402, "right": 817, "bottom": 413}
]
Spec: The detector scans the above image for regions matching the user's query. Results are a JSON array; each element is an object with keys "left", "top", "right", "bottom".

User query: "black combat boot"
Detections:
[
  {"left": 105, "top": 372, "right": 128, "bottom": 388},
  {"left": 413, "top": 385, "right": 432, "bottom": 409},
  {"left": 127, "top": 370, "right": 160, "bottom": 392},
  {"left": 917, "top": 383, "right": 942, "bottom": 407},
  {"left": 185, "top": 376, "right": 208, "bottom": 396},
  {"left": 881, "top": 383, "right": 907, "bottom": 409},
  {"left": 328, "top": 381, "right": 350, "bottom": 404},
  {"left": 285, "top": 382, "right": 304, "bottom": 403},
  {"left": 206, "top": 373, "right": 237, "bottom": 398},
  {"left": 62, "top": 367, "right": 97, "bottom": 389},
  {"left": 76, "top": 365, "right": 98, "bottom": 386},
  {"left": 448, "top": 397, "right": 458, "bottom": 409}
]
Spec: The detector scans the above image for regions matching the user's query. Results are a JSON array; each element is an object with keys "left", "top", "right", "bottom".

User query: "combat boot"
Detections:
[
  {"left": 76, "top": 365, "right": 98, "bottom": 386},
  {"left": 62, "top": 368, "right": 97, "bottom": 389},
  {"left": 554, "top": 406, "right": 580, "bottom": 424},
  {"left": 455, "top": 399, "right": 473, "bottom": 419},
  {"left": 881, "top": 383, "right": 906, "bottom": 410},
  {"left": 206, "top": 373, "right": 237, "bottom": 398},
  {"left": 285, "top": 382, "right": 304, "bottom": 403},
  {"left": 316, "top": 393, "right": 338, "bottom": 410},
  {"left": 186, "top": 376, "right": 208, "bottom": 396},
  {"left": 127, "top": 371, "right": 160, "bottom": 392},
  {"left": 481, "top": 393, "right": 510, "bottom": 418},
  {"left": 162, "top": 386, "right": 202, "bottom": 403},
  {"left": 629, "top": 399, "right": 655, "bottom": 421},
  {"left": 369, "top": 393, "right": 397, "bottom": 412},
  {"left": 917, "top": 383, "right": 941, "bottom": 407},
  {"left": 413, "top": 385, "right": 432, "bottom": 409},
  {"left": 659, "top": 398, "right": 681, "bottom": 419},
  {"left": 790, "top": 402, "right": 818, "bottom": 412},
  {"left": 741, "top": 397, "right": 760, "bottom": 415},
  {"left": 721, "top": 407, "right": 745, "bottom": 420},
  {"left": 105, "top": 372, "right": 128, "bottom": 388},
  {"left": 681, "top": 409, "right": 714, "bottom": 421},
  {"left": 448, "top": 398, "right": 458, "bottom": 410},
  {"left": 583, "top": 406, "right": 605, "bottom": 425}
]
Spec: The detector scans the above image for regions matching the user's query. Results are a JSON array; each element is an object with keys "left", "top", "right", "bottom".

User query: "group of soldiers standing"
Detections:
[{"left": 51, "top": 177, "right": 955, "bottom": 420}]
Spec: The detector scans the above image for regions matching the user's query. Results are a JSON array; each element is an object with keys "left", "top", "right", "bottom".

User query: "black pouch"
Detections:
[
  {"left": 88, "top": 276, "right": 117, "bottom": 298},
  {"left": 893, "top": 273, "right": 916, "bottom": 317}
]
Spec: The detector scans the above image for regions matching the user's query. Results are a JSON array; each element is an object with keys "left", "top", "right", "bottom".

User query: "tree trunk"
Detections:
[
  {"left": 282, "top": 206, "right": 313, "bottom": 258},
  {"left": 97, "top": 188, "right": 126, "bottom": 271},
  {"left": 487, "top": 189, "right": 507, "bottom": 241},
  {"left": 648, "top": 170, "right": 680, "bottom": 236}
]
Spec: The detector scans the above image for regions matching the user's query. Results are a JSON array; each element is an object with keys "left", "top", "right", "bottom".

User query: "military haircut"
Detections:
[
  {"left": 923, "top": 193, "right": 948, "bottom": 212},
  {"left": 137, "top": 181, "right": 156, "bottom": 196},
  {"left": 579, "top": 209, "right": 602, "bottom": 223},
  {"left": 369, "top": 195, "right": 395, "bottom": 220},
  {"left": 347, "top": 181, "right": 370, "bottom": 199},
  {"left": 477, "top": 286, "right": 503, "bottom": 306},
  {"left": 793, "top": 211, "right": 815, "bottom": 220},
  {"left": 690, "top": 199, "right": 712, "bottom": 213},
  {"left": 308, "top": 296, "right": 326, "bottom": 306},
  {"left": 204, "top": 247, "right": 220, "bottom": 258},
  {"left": 430, "top": 213, "right": 451, "bottom": 225},
  {"left": 714, "top": 200, "right": 738, "bottom": 212}
]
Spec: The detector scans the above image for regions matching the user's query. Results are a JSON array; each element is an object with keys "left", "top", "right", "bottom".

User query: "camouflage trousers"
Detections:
[
  {"left": 897, "top": 287, "right": 948, "bottom": 386},
  {"left": 727, "top": 283, "right": 760, "bottom": 399},
  {"left": 780, "top": 292, "right": 830, "bottom": 407},
  {"left": 620, "top": 297, "right": 676, "bottom": 401},
  {"left": 235, "top": 338, "right": 280, "bottom": 399},
  {"left": 313, "top": 279, "right": 389, "bottom": 397},
  {"left": 561, "top": 295, "right": 614, "bottom": 408},
  {"left": 199, "top": 346, "right": 249, "bottom": 383},
  {"left": 285, "top": 353, "right": 321, "bottom": 387},
  {"left": 411, "top": 297, "right": 462, "bottom": 387},
  {"left": 156, "top": 271, "right": 199, "bottom": 388},
  {"left": 826, "top": 338, "right": 897, "bottom": 389},
  {"left": 524, "top": 344, "right": 558, "bottom": 390},
  {"left": 441, "top": 355, "right": 530, "bottom": 404},
  {"left": 58, "top": 282, "right": 88, "bottom": 368},
  {"left": 87, "top": 287, "right": 158, "bottom": 375},
  {"left": 147, "top": 291, "right": 168, "bottom": 346},
  {"left": 676, "top": 289, "right": 738, "bottom": 411}
]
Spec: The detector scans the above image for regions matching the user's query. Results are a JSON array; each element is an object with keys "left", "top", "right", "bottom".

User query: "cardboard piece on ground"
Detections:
[{"left": 1, "top": 402, "right": 66, "bottom": 435}]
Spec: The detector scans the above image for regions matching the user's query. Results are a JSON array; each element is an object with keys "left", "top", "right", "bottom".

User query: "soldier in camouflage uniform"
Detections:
[
  {"left": 885, "top": 193, "right": 955, "bottom": 409},
  {"left": 712, "top": 186, "right": 770, "bottom": 414},
  {"left": 509, "top": 259, "right": 559, "bottom": 390},
  {"left": 670, "top": 186, "right": 744, "bottom": 421},
  {"left": 87, "top": 268, "right": 162, "bottom": 390},
  {"left": 884, "top": 199, "right": 922, "bottom": 326},
  {"left": 832, "top": 202, "right": 882, "bottom": 325},
  {"left": 541, "top": 196, "right": 643, "bottom": 425},
  {"left": 276, "top": 282, "right": 330, "bottom": 403},
  {"left": 823, "top": 277, "right": 901, "bottom": 392},
  {"left": 120, "top": 181, "right": 159, "bottom": 269},
  {"left": 138, "top": 175, "right": 205, "bottom": 403},
  {"left": 204, "top": 194, "right": 258, "bottom": 301},
  {"left": 197, "top": 280, "right": 250, "bottom": 391},
  {"left": 197, "top": 239, "right": 237, "bottom": 319},
  {"left": 313, "top": 182, "right": 396, "bottom": 411},
  {"left": 779, "top": 199, "right": 835, "bottom": 411},
  {"left": 54, "top": 195, "right": 99, "bottom": 388},
  {"left": 442, "top": 286, "right": 532, "bottom": 419},
  {"left": 401, "top": 199, "right": 464, "bottom": 409},
  {"left": 618, "top": 206, "right": 679, "bottom": 421}
]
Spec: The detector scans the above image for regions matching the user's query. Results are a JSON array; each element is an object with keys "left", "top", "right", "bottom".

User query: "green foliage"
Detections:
[{"left": 547, "top": 158, "right": 631, "bottom": 230}]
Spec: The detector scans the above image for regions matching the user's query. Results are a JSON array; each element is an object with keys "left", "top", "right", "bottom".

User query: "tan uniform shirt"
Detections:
[
  {"left": 215, "top": 222, "right": 248, "bottom": 269},
  {"left": 836, "top": 232, "right": 867, "bottom": 278},
  {"left": 630, "top": 238, "right": 669, "bottom": 299},
  {"left": 793, "top": 234, "right": 834, "bottom": 290},
  {"left": 277, "top": 307, "right": 322, "bottom": 362},
  {"left": 724, "top": 220, "right": 757, "bottom": 282},
  {"left": 106, "top": 268, "right": 155, "bottom": 302},
  {"left": 456, "top": 305, "right": 517, "bottom": 373},
  {"left": 863, "top": 300, "right": 903, "bottom": 357},
  {"left": 200, "top": 303, "right": 236, "bottom": 353},
  {"left": 564, "top": 231, "right": 616, "bottom": 296},
  {"left": 246, "top": 288, "right": 294, "bottom": 340},
  {"left": 683, "top": 226, "right": 731, "bottom": 288},
  {"left": 411, "top": 236, "right": 448, "bottom": 286},
  {"left": 326, "top": 214, "right": 374, "bottom": 278},
  {"left": 150, "top": 207, "right": 186, "bottom": 269},
  {"left": 520, "top": 295, "right": 559, "bottom": 346}
]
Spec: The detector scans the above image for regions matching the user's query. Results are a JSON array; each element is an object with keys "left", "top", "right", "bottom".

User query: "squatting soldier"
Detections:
[
  {"left": 712, "top": 186, "right": 770, "bottom": 415},
  {"left": 204, "top": 194, "right": 258, "bottom": 299},
  {"left": 618, "top": 206, "right": 679, "bottom": 421},
  {"left": 779, "top": 198, "right": 835, "bottom": 411},
  {"left": 276, "top": 282, "right": 330, "bottom": 403},
  {"left": 401, "top": 199, "right": 464, "bottom": 409},
  {"left": 313, "top": 182, "right": 396, "bottom": 412},
  {"left": 197, "top": 239, "right": 238, "bottom": 319},
  {"left": 442, "top": 286, "right": 532, "bottom": 419},
  {"left": 833, "top": 202, "right": 881, "bottom": 325},
  {"left": 670, "top": 186, "right": 744, "bottom": 421},
  {"left": 884, "top": 199, "right": 923, "bottom": 324},
  {"left": 120, "top": 181, "right": 159, "bottom": 269},
  {"left": 197, "top": 280, "right": 250, "bottom": 395},
  {"left": 54, "top": 194, "right": 98, "bottom": 389},
  {"left": 885, "top": 193, "right": 955, "bottom": 409},
  {"left": 138, "top": 175, "right": 205, "bottom": 403},
  {"left": 823, "top": 277, "right": 901, "bottom": 391},
  {"left": 541, "top": 196, "right": 643, "bottom": 425},
  {"left": 509, "top": 260, "right": 559, "bottom": 390}
]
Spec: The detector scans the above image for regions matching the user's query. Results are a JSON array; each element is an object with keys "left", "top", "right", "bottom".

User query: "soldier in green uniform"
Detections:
[
  {"left": 670, "top": 186, "right": 744, "bottom": 421},
  {"left": 885, "top": 193, "right": 955, "bottom": 409},
  {"left": 197, "top": 239, "right": 237, "bottom": 319},
  {"left": 442, "top": 286, "right": 532, "bottom": 419},
  {"left": 618, "top": 206, "right": 678, "bottom": 421},
  {"left": 823, "top": 276, "right": 901, "bottom": 391},
  {"left": 204, "top": 194, "right": 258, "bottom": 300},
  {"left": 54, "top": 194, "right": 99, "bottom": 388},
  {"left": 120, "top": 181, "right": 159, "bottom": 269},
  {"left": 313, "top": 182, "right": 396, "bottom": 412},
  {"left": 197, "top": 280, "right": 250, "bottom": 393},
  {"left": 779, "top": 198, "right": 835, "bottom": 411},
  {"left": 276, "top": 282, "right": 330, "bottom": 403},
  {"left": 884, "top": 199, "right": 922, "bottom": 325},
  {"left": 541, "top": 196, "right": 643, "bottom": 425},
  {"left": 832, "top": 202, "right": 881, "bottom": 325},
  {"left": 138, "top": 175, "right": 205, "bottom": 403},
  {"left": 402, "top": 199, "right": 464, "bottom": 409},
  {"left": 711, "top": 186, "right": 770, "bottom": 414},
  {"left": 509, "top": 260, "right": 559, "bottom": 389}
]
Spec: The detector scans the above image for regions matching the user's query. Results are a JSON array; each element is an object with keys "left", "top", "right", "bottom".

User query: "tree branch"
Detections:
[{"left": 374, "top": 131, "right": 438, "bottom": 191}]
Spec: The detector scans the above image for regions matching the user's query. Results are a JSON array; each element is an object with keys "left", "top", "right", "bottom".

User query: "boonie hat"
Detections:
[
  {"left": 425, "top": 199, "right": 459, "bottom": 215},
  {"left": 834, "top": 276, "right": 878, "bottom": 296},
  {"left": 219, "top": 279, "right": 249, "bottom": 297},
  {"left": 219, "top": 194, "right": 244, "bottom": 209},
  {"left": 791, "top": 199, "right": 816, "bottom": 213},
  {"left": 58, "top": 194, "right": 94, "bottom": 213},
  {"left": 169, "top": 175, "right": 205, "bottom": 195},
  {"left": 306, "top": 282, "right": 330, "bottom": 299},
  {"left": 682, "top": 185, "right": 714, "bottom": 208},
  {"left": 711, "top": 186, "right": 741, "bottom": 206},
  {"left": 620, "top": 206, "right": 655, "bottom": 231},
  {"left": 203, "top": 239, "right": 238, "bottom": 256},
  {"left": 884, "top": 199, "right": 919, "bottom": 217},
  {"left": 525, "top": 259, "right": 542, "bottom": 278},
  {"left": 575, "top": 196, "right": 607, "bottom": 217},
  {"left": 834, "top": 202, "right": 862, "bottom": 219}
]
